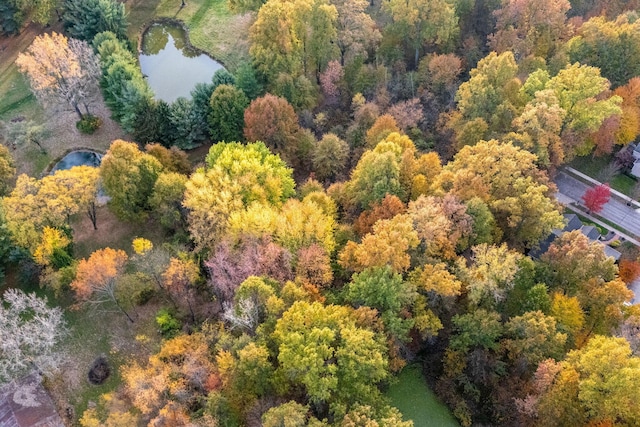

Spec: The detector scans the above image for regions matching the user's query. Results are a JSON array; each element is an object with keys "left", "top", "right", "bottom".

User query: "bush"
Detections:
[
  {"left": 76, "top": 115, "right": 102, "bottom": 134},
  {"left": 88, "top": 355, "right": 111, "bottom": 385},
  {"left": 133, "top": 286, "right": 156, "bottom": 305},
  {"left": 156, "top": 308, "right": 181, "bottom": 337}
]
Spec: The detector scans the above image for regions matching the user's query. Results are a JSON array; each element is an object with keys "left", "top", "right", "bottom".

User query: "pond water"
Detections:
[
  {"left": 139, "top": 23, "right": 224, "bottom": 103},
  {"left": 386, "top": 364, "right": 459, "bottom": 427},
  {"left": 50, "top": 150, "right": 103, "bottom": 173}
]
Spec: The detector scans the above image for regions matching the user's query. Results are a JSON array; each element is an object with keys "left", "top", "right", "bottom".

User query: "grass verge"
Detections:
[{"left": 386, "top": 364, "right": 459, "bottom": 427}]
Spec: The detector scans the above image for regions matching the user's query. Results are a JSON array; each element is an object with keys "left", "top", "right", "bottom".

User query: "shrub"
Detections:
[
  {"left": 156, "top": 308, "right": 181, "bottom": 337},
  {"left": 76, "top": 115, "right": 102, "bottom": 134}
]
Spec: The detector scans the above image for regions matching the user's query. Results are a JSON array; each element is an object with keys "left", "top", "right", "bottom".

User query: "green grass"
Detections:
[
  {"left": 611, "top": 173, "right": 637, "bottom": 195},
  {"left": 128, "top": 0, "right": 251, "bottom": 71},
  {"left": 0, "top": 67, "right": 38, "bottom": 119},
  {"left": 569, "top": 154, "right": 614, "bottom": 178},
  {"left": 386, "top": 365, "right": 459, "bottom": 427},
  {"left": 568, "top": 155, "right": 639, "bottom": 197}
]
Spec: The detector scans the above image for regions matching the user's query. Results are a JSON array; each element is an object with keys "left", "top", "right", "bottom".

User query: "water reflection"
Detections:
[{"left": 139, "top": 23, "right": 224, "bottom": 103}]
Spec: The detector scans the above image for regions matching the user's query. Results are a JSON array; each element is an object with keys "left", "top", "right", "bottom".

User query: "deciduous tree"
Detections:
[
  {"left": 541, "top": 229, "right": 618, "bottom": 293},
  {"left": 339, "top": 214, "right": 419, "bottom": 273},
  {"left": 311, "top": 133, "right": 350, "bottom": 182},
  {"left": 536, "top": 336, "right": 640, "bottom": 427},
  {"left": 16, "top": 33, "right": 101, "bottom": 120},
  {"left": 272, "top": 301, "right": 389, "bottom": 417},
  {"left": 243, "top": 94, "right": 301, "bottom": 164},
  {"left": 489, "top": 0, "right": 571, "bottom": 60},
  {"left": 0, "top": 289, "right": 68, "bottom": 385},
  {"left": 384, "top": 0, "right": 458, "bottom": 67},
  {"left": 184, "top": 142, "right": 295, "bottom": 251},
  {"left": 100, "top": 140, "right": 163, "bottom": 222},
  {"left": 0, "top": 144, "right": 15, "bottom": 196},
  {"left": 71, "top": 248, "right": 132, "bottom": 322},
  {"left": 582, "top": 183, "right": 610, "bottom": 214},
  {"left": 436, "top": 139, "right": 563, "bottom": 248}
]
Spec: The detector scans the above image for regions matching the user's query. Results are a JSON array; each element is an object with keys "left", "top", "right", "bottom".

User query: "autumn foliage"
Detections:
[{"left": 582, "top": 184, "right": 611, "bottom": 213}]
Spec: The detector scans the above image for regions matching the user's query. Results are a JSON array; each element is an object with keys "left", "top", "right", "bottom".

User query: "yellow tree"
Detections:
[
  {"left": 0, "top": 145, "right": 15, "bottom": 197},
  {"left": 162, "top": 257, "right": 201, "bottom": 322},
  {"left": 536, "top": 336, "right": 640, "bottom": 426},
  {"left": 339, "top": 214, "right": 419, "bottom": 273},
  {"left": 184, "top": 141, "right": 295, "bottom": 251},
  {"left": 435, "top": 139, "right": 563, "bottom": 248},
  {"left": 2, "top": 165, "right": 100, "bottom": 252},
  {"left": 16, "top": 33, "right": 101, "bottom": 120},
  {"left": 458, "top": 243, "right": 523, "bottom": 307},
  {"left": 123, "top": 333, "right": 215, "bottom": 418},
  {"left": 407, "top": 194, "right": 473, "bottom": 260}
]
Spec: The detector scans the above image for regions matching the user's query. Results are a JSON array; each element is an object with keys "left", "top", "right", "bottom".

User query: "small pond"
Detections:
[
  {"left": 50, "top": 150, "right": 103, "bottom": 173},
  {"left": 386, "top": 364, "right": 459, "bottom": 427},
  {"left": 139, "top": 23, "right": 224, "bottom": 103}
]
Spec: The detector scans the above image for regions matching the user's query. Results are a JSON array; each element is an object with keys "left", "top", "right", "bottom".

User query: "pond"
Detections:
[
  {"left": 386, "top": 364, "right": 459, "bottom": 427},
  {"left": 139, "top": 23, "right": 224, "bottom": 103},
  {"left": 50, "top": 150, "right": 103, "bottom": 173}
]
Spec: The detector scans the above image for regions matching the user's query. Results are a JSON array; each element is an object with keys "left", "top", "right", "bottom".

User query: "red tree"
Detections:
[{"left": 582, "top": 184, "right": 611, "bottom": 214}]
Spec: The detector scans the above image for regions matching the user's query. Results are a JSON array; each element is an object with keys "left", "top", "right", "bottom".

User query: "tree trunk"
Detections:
[
  {"left": 115, "top": 300, "right": 135, "bottom": 323},
  {"left": 87, "top": 202, "right": 97, "bottom": 230},
  {"left": 73, "top": 103, "right": 84, "bottom": 121}
]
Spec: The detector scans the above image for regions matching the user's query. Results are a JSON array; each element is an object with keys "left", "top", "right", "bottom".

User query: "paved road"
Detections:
[{"left": 554, "top": 171, "right": 640, "bottom": 239}]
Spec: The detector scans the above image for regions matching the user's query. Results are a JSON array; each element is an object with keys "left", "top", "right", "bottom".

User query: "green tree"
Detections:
[
  {"left": 311, "top": 133, "right": 350, "bottom": 182},
  {"left": 94, "top": 32, "right": 153, "bottom": 133},
  {"left": 524, "top": 64, "right": 622, "bottom": 157},
  {"left": 272, "top": 301, "right": 389, "bottom": 418},
  {"left": 344, "top": 266, "right": 414, "bottom": 339},
  {"left": 100, "top": 140, "right": 163, "bottom": 222},
  {"left": 567, "top": 13, "right": 640, "bottom": 88},
  {"left": 6, "top": 0, "right": 55, "bottom": 27},
  {"left": 208, "top": 84, "right": 249, "bottom": 143},
  {"left": 449, "top": 51, "right": 521, "bottom": 144},
  {"left": 383, "top": 0, "right": 458, "bottom": 67},
  {"left": 62, "top": 0, "right": 128, "bottom": 42},
  {"left": 502, "top": 311, "right": 567, "bottom": 370},
  {"left": 149, "top": 172, "right": 187, "bottom": 231},
  {"left": 234, "top": 62, "right": 263, "bottom": 100}
]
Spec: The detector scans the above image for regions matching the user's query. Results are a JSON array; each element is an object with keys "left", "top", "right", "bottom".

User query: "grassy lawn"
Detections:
[
  {"left": 127, "top": 0, "right": 252, "bottom": 71},
  {"left": 71, "top": 205, "right": 168, "bottom": 259},
  {"left": 568, "top": 155, "right": 639, "bottom": 198},
  {"left": 386, "top": 364, "right": 459, "bottom": 427}
]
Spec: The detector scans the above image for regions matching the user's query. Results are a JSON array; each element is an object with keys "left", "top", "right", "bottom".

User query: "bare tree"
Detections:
[{"left": 0, "top": 289, "right": 68, "bottom": 385}]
